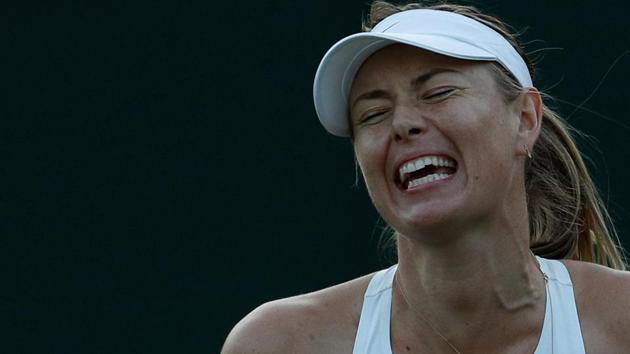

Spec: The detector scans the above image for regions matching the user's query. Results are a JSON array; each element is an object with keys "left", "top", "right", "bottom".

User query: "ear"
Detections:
[{"left": 515, "top": 87, "right": 542, "bottom": 157}]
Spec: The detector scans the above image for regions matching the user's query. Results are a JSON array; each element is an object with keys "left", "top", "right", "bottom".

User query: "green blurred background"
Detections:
[{"left": 4, "top": 1, "right": 630, "bottom": 353}]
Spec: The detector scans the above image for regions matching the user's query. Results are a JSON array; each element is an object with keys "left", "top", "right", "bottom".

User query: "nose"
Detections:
[{"left": 391, "top": 106, "right": 425, "bottom": 142}]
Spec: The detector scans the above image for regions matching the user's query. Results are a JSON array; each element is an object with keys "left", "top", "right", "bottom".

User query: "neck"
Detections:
[{"left": 392, "top": 210, "right": 546, "bottom": 347}]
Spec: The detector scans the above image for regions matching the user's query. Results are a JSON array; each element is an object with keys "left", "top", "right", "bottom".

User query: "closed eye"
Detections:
[
  {"left": 424, "top": 88, "right": 456, "bottom": 101},
  {"left": 359, "top": 109, "right": 389, "bottom": 125}
]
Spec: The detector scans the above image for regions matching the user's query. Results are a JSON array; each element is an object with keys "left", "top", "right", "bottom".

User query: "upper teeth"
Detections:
[{"left": 399, "top": 155, "right": 456, "bottom": 181}]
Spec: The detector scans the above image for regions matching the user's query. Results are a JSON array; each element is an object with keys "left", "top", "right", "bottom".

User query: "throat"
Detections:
[{"left": 396, "top": 243, "right": 546, "bottom": 316}]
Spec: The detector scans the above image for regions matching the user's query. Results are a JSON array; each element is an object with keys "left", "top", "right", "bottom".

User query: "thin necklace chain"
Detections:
[
  {"left": 394, "top": 253, "right": 549, "bottom": 354},
  {"left": 394, "top": 273, "right": 462, "bottom": 354}
]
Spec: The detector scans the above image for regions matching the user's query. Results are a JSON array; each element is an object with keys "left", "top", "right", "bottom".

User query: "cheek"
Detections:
[
  {"left": 456, "top": 109, "right": 518, "bottom": 183},
  {"left": 442, "top": 99, "right": 511, "bottom": 144},
  {"left": 354, "top": 133, "right": 389, "bottom": 188}
]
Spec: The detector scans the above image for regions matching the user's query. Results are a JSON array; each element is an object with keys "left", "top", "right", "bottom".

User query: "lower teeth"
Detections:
[{"left": 407, "top": 173, "right": 450, "bottom": 188}]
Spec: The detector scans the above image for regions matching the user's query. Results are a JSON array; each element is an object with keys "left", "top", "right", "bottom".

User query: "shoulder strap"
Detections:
[
  {"left": 534, "top": 257, "right": 586, "bottom": 354},
  {"left": 352, "top": 265, "right": 397, "bottom": 354}
]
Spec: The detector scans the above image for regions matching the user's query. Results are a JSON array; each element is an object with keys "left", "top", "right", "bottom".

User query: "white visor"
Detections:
[{"left": 313, "top": 9, "right": 533, "bottom": 137}]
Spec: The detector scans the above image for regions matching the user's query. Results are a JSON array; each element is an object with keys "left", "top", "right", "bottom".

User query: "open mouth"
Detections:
[{"left": 396, "top": 155, "right": 457, "bottom": 190}]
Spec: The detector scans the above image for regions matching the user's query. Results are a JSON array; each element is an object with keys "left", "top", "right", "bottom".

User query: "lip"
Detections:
[{"left": 393, "top": 152, "right": 458, "bottom": 191}]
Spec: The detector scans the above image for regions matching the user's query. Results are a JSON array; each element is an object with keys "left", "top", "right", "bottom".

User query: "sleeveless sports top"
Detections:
[{"left": 353, "top": 256, "right": 585, "bottom": 353}]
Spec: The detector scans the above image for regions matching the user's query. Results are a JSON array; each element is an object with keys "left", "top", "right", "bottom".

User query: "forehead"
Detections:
[{"left": 350, "top": 44, "right": 490, "bottom": 92}]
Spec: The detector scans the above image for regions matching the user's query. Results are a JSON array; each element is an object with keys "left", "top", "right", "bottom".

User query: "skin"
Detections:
[{"left": 221, "top": 45, "right": 630, "bottom": 353}]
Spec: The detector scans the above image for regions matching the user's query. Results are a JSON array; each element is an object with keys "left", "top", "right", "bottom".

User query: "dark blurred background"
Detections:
[{"left": 4, "top": 1, "right": 630, "bottom": 353}]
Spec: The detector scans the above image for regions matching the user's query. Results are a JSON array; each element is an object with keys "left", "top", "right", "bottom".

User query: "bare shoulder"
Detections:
[
  {"left": 221, "top": 272, "right": 375, "bottom": 354},
  {"left": 561, "top": 259, "right": 630, "bottom": 306},
  {"left": 561, "top": 259, "right": 630, "bottom": 350}
]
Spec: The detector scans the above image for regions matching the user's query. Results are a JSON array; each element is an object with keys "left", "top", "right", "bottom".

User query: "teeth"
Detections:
[
  {"left": 407, "top": 173, "right": 450, "bottom": 188},
  {"left": 414, "top": 159, "right": 425, "bottom": 171},
  {"left": 398, "top": 155, "right": 456, "bottom": 181}
]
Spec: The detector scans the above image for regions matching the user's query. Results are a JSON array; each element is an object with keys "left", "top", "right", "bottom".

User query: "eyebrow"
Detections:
[
  {"left": 350, "top": 68, "right": 462, "bottom": 110},
  {"left": 350, "top": 89, "right": 391, "bottom": 110},
  {"left": 410, "top": 68, "right": 461, "bottom": 90}
]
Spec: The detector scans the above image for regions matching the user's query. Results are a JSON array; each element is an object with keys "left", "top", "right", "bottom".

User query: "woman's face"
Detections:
[{"left": 349, "top": 44, "right": 527, "bottom": 239}]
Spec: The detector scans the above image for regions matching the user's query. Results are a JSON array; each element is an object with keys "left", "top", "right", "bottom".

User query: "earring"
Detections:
[{"left": 524, "top": 145, "right": 532, "bottom": 159}]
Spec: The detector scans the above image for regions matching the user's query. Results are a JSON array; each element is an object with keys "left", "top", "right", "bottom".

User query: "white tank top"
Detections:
[{"left": 352, "top": 256, "right": 585, "bottom": 353}]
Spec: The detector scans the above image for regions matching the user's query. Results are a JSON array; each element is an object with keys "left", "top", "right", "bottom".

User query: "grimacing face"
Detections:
[{"left": 349, "top": 44, "right": 536, "bottom": 241}]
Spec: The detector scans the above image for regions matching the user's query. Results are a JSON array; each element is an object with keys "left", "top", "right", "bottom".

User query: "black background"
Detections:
[{"left": 4, "top": 1, "right": 630, "bottom": 353}]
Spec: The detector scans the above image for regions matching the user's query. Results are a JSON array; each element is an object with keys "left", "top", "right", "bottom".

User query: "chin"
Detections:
[{"left": 385, "top": 203, "right": 465, "bottom": 239}]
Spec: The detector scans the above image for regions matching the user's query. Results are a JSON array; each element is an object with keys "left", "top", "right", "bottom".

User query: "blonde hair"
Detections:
[{"left": 364, "top": 1, "right": 627, "bottom": 270}]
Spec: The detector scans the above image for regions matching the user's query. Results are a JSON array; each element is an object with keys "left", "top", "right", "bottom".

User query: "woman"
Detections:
[{"left": 223, "top": 1, "right": 630, "bottom": 353}]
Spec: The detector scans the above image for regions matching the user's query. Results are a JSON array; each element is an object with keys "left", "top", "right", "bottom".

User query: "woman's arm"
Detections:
[
  {"left": 221, "top": 300, "right": 300, "bottom": 354},
  {"left": 564, "top": 260, "right": 630, "bottom": 352},
  {"left": 597, "top": 267, "right": 630, "bottom": 349},
  {"left": 222, "top": 275, "right": 369, "bottom": 354}
]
